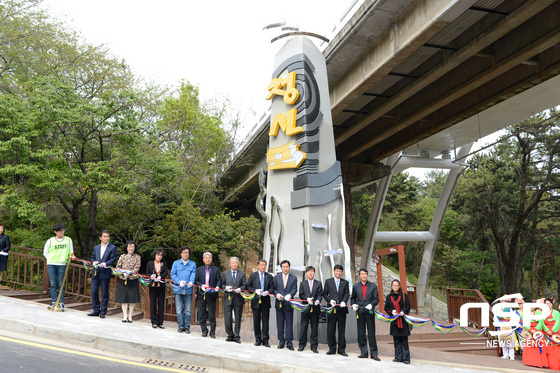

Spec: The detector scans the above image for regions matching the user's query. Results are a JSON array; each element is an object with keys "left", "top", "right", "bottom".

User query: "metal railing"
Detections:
[
  {"left": 1, "top": 250, "right": 49, "bottom": 292},
  {"left": 446, "top": 288, "right": 493, "bottom": 328}
]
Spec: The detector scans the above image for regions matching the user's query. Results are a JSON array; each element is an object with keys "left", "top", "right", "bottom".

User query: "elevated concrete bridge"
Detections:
[{"left": 220, "top": 0, "right": 560, "bottom": 303}]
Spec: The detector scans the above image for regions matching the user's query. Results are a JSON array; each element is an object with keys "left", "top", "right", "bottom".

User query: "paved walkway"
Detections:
[{"left": 0, "top": 295, "right": 545, "bottom": 373}]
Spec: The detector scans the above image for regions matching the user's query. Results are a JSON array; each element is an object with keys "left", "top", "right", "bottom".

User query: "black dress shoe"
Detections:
[
  {"left": 254, "top": 341, "right": 262, "bottom": 346},
  {"left": 99, "top": 313, "right": 106, "bottom": 319},
  {"left": 210, "top": 333, "right": 216, "bottom": 339},
  {"left": 127, "top": 319, "right": 132, "bottom": 323},
  {"left": 338, "top": 351, "right": 348, "bottom": 357},
  {"left": 157, "top": 325, "right": 165, "bottom": 329},
  {"left": 392, "top": 358, "right": 400, "bottom": 362},
  {"left": 201, "top": 331, "right": 208, "bottom": 337},
  {"left": 326, "top": 350, "right": 336, "bottom": 355},
  {"left": 87, "top": 312, "right": 100, "bottom": 317},
  {"left": 235, "top": 339, "right": 241, "bottom": 344},
  {"left": 277, "top": 344, "right": 285, "bottom": 349},
  {"left": 185, "top": 328, "right": 190, "bottom": 334},
  {"left": 371, "top": 355, "right": 380, "bottom": 361},
  {"left": 287, "top": 345, "right": 294, "bottom": 351},
  {"left": 152, "top": 324, "right": 157, "bottom": 328},
  {"left": 403, "top": 360, "right": 410, "bottom": 364},
  {"left": 178, "top": 328, "right": 185, "bottom": 333},
  {"left": 358, "top": 353, "right": 368, "bottom": 358},
  {"left": 297, "top": 347, "right": 304, "bottom": 351},
  {"left": 226, "top": 336, "right": 234, "bottom": 342},
  {"left": 262, "top": 342, "right": 270, "bottom": 347},
  {"left": 312, "top": 349, "right": 318, "bottom": 354}
]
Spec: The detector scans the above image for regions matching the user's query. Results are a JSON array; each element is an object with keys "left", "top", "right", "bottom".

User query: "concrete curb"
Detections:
[{"left": 0, "top": 296, "right": 517, "bottom": 372}]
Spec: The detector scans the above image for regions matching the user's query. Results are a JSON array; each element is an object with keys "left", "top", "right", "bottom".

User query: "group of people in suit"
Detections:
[{"left": 41, "top": 227, "right": 410, "bottom": 363}]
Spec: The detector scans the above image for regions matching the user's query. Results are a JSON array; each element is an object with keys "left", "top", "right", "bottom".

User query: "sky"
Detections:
[{"left": 41, "top": 0, "right": 354, "bottom": 136}]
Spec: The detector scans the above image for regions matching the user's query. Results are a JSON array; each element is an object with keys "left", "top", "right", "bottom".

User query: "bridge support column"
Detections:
[{"left": 416, "top": 143, "right": 472, "bottom": 306}]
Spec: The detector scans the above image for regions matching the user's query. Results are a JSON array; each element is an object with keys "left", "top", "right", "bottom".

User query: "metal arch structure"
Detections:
[{"left": 360, "top": 143, "right": 473, "bottom": 306}]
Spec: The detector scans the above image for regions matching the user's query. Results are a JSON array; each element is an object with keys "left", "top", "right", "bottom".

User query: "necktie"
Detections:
[
  {"left": 336, "top": 279, "right": 339, "bottom": 292},
  {"left": 309, "top": 280, "right": 313, "bottom": 293},
  {"left": 260, "top": 273, "right": 264, "bottom": 290},
  {"left": 205, "top": 267, "right": 210, "bottom": 286},
  {"left": 283, "top": 274, "right": 287, "bottom": 289},
  {"left": 232, "top": 271, "right": 236, "bottom": 283}
]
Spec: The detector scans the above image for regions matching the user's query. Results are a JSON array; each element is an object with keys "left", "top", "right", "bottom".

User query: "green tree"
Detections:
[{"left": 452, "top": 111, "right": 560, "bottom": 296}]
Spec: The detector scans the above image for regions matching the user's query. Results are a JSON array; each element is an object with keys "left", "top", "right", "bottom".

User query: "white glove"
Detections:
[
  {"left": 352, "top": 304, "right": 358, "bottom": 311},
  {"left": 234, "top": 288, "right": 241, "bottom": 293},
  {"left": 340, "top": 302, "right": 346, "bottom": 308},
  {"left": 399, "top": 311, "right": 404, "bottom": 316},
  {"left": 307, "top": 297, "right": 313, "bottom": 304},
  {"left": 100, "top": 262, "right": 106, "bottom": 267},
  {"left": 151, "top": 274, "right": 156, "bottom": 279},
  {"left": 123, "top": 272, "right": 128, "bottom": 278},
  {"left": 180, "top": 281, "right": 186, "bottom": 287},
  {"left": 93, "top": 261, "right": 99, "bottom": 268},
  {"left": 157, "top": 276, "right": 161, "bottom": 280},
  {"left": 314, "top": 300, "right": 320, "bottom": 306},
  {"left": 330, "top": 300, "right": 336, "bottom": 307},
  {"left": 284, "top": 294, "right": 291, "bottom": 301},
  {"left": 262, "top": 291, "right": 270, "bottom": 296},
  {"left": 255, "top": 289, "right": 262, "bottom": 296},
  {"left": 392, "top": 310, "right": 397, "bottom": 316},
  {"left": 365, "top": 304, "right": 372, "bottom": 310},
  {"left": 201, "top": 285, "right": 207, "bottom": 291},
  {"left": 276, "top": 294, "right": 283, "bottom": 300},
  {"left": 187, "top": 282, "right": 193, "bottom": 288},
  {"left": 225, "top": 286, "right": 232, "bottom": 292}
]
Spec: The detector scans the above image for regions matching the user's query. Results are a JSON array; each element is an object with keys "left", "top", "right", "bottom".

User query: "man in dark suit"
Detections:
[
  {"left": 273, "top": 259, "right": 298, "bottom": 350},
  {"left": 351, "top": 268, "right": 380, "bottom": 360},
  {"left": 195, "top": 252, "right": 221, "bottom": 338},
  {"left": 298, "top": 266, "right": 323, "bottom": 353},
  {"left": 222, "top": 256, "right": 246, "bottom": 343},
  {"left": 88, "top": 230, "right": 118, "bottom": 318},
  {"left": 246, "top": 259, "right": 274, "bottom": 347},
  {"left": 322, "top": 264, "right": 350, "bottom": 356}
]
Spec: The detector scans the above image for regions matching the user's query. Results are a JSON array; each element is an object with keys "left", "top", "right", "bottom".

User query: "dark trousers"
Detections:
[
  {"left": 91, "top": 276, "right": 111, "bottom": 314},
  {"left": 299, "top": 306, "right": 320, "bottom": 349},
  {"left": 276, "top": 304, "right": 294, "bottom": 346},
  {"left": 224, "top": 300, "right": 243, "bottom": 340},
  {"left": 252, "top": 307, "right": 270, "bottom": 343},
  {"left": 327, "top": 311, "right": 347, "bottom": 352},
  {"left": 197, "top": 296, "right": 217, "bottom": 334},
  {"left": 393, "top": 335, "right": 410, "bottom": 362},
  {"left": 149, "top": 284, "right": 166, "bottom": 326},
  {"left": 357, "top": 310, "right": 378, "bottom": 356}
]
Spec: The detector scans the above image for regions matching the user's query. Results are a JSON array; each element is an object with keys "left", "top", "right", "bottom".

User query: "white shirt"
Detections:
[{"left": 100, "top": 243, "right": 108, "bottom": 259}]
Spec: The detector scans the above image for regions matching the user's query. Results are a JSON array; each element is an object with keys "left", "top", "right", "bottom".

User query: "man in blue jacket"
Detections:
[
  {"left": 170, "top": 246, "right": 196, "bottom": 333},
  {"left": 88, "top": 230, "right": 117, "bottom": 318},
  {"left": 273, "top": 260, "right": 297, "bottom": 350}
]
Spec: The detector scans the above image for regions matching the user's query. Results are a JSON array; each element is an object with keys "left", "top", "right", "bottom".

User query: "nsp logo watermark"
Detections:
[{"left": 460, "top": 302, "right": 551, "bottom": 337}]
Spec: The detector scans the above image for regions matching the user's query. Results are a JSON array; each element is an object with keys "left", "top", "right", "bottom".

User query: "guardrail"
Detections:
[
  {"left": 1, "top": 250, "right": 49, "bottom": 292},
  {"left": 446, "top": 287, "right": 493, "bottom": 328}
]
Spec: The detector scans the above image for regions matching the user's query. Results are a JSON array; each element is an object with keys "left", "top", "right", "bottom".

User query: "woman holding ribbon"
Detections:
[
  {"left": 114, "top": 241, "right": 141, "bottom": 323},
  {"left": 146, "top": 248, "right": 168, "bottom": 329},
  {"left": 384, "top": 279, "right": 411, "bottom": 364},
  {"left": 0, "top": 224, "right": 10, "bottom": 281}
]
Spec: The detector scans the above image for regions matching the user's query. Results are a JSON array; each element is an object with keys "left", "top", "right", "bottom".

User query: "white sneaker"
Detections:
[
  {"left": 501, "top": 356, "right": 509, "bottom": 359},
  {"left": 509, "top": 357, "right": 515, "bottom": 360}
]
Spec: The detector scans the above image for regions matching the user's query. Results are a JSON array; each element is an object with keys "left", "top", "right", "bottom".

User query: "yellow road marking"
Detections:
[{"left": 0, "top": 336, "right": 192, "bottom": 372}]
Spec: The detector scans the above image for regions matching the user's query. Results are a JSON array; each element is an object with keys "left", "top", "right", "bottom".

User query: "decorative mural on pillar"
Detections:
[{"left": 261, "top": 36, "right": 352, "bottom": 284}]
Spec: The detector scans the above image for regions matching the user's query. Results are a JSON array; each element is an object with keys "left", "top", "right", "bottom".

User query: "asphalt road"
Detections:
[{"left": 0, "top": 336, "right": 199, "bottom": 373}]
